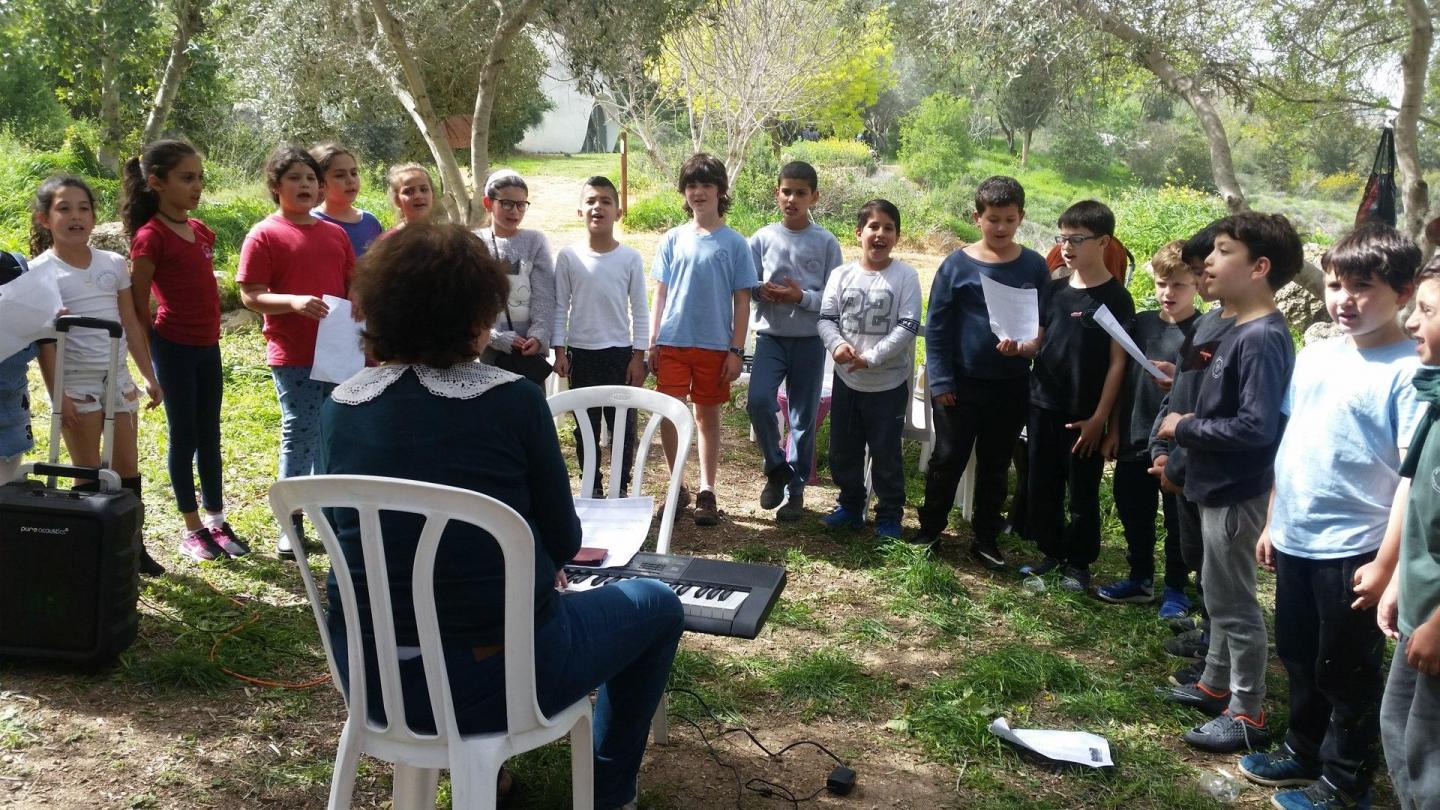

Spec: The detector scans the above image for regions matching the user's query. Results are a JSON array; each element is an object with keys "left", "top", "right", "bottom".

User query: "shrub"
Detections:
[
  {"left": 898, "top": 93, "right": 975, "bottom": 188},
  {"left": 1111, "top": 184, "right": 1227, "bottom": 263},
  {"left": 1048, "top": 127, "right": 1113, "bottom": 181},
  {"left": 1315, "top": 171, "right": 1365, "bottom": 203},
  {"left": 197, "top": 197, "right": 274, "bottom": 265},
  {"left": 1121, "top": 123, "right": 1215, "bottom": 192},
  {"left": 783, "top": 139, "right": 877, "bottom": 173},
  {"left": 622, "top": 193, "right": 687, "bottom": 232}
]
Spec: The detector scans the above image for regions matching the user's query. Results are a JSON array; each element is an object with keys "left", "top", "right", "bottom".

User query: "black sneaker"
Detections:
[
  {"left": 1182, "top": 710, "right": 1270, "bottom": 753},
  {"left": 1059, "top": 565, "right": 1091, "bottom": 593},
  {"left": 1169, "top": 658, "right": 1206, "bottom": 687},
  {"left": 1271, "top": 775, "right": 1370, "bottom": 809},
  {"left": 1020, "top": 556, "right": 1062, "bottom": 577},
  {"left": 1164, "top": 629, "right": 1210, "bottom": 659},
  {"left": 775, "top": 487, "right": 805, "bottom": 522},
  {"left": 1167, "top": 615, "right": 1206, "bottom": 635},
  {"left": 1159, "top": 681, "right": 1230, "bottom": 716},
  {"left": 759, "top": 464, "right": 790, "bottom": 510},
  {"left": 138, "top": 546, "right": 167, "bottom": 577},
  {"left": 970, "top": 539, "right": 1006, "bottom": 570},
  {"left": 694, "top": 489, "right": 719, "bottom": 526}
]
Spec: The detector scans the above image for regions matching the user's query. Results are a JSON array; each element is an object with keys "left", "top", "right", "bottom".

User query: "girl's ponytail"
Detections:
[
  {"left": 120, "top": 156, "right": 157, "bottom": 237},
  {"left": 122, "top": 140, "right": 201, "bottom": 236}
]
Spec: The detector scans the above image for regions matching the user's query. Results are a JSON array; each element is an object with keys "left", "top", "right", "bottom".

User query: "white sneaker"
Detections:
[{"left": 277, "top": 531, "right": 296, "bottom": 559}]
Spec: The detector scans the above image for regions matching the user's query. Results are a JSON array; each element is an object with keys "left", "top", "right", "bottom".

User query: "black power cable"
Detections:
[{"left": 665, "top": 687, "right": 854, "bottom": 807}]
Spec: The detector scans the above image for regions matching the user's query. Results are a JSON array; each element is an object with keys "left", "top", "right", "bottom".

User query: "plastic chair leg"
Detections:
[
  {"left": 571, "top": 714, "right": 596, "bottom": 810},
  {"left": 450, "top": 757, "right": 501, "bottom": 810},
  {"left": 392, "top": 764, "right": 440, "bottom": 810},
  {"left": 327, "top": 723, "right": 364, "bottom": 810},
  {"left": 651, "top": 698, "right": 669, "bottom": 745}
]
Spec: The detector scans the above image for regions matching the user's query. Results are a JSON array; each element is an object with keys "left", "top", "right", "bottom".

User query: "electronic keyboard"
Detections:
[{"left": 562, "top": 552, "right": 786, "bottom": 639}]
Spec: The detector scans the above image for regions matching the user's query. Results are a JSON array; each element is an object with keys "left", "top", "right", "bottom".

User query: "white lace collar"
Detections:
[{"left": 331, "top": 362, "right": 521, "bottom": 405}]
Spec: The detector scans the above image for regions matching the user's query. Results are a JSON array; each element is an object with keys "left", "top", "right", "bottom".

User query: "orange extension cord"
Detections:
[{"left": 200, "top": 576, "right": 331, "bottom": 690}]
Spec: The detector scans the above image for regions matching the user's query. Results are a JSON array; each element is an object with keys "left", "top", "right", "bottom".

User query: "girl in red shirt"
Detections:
[
  {"left": 236, "top": 146, "right": 356, "bottom": 558},
  {"left": 124, "top": 140, "right": 248, "bottom": 564}
]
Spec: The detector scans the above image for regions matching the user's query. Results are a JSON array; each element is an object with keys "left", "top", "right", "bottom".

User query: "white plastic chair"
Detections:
[
  {"left": 546, "top": 385, "right": 693, "bottom": 745},
  {"left": 269, "top": 476, "right": 594, "bottom": 810},
  {"left": 547, "top": 385, "right": 694, "bottom": 557}
]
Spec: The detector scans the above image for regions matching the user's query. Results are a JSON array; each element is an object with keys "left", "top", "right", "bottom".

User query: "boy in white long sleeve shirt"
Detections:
[
  {"left": 816, "top": 199, "right": 922, "bottom": 539},
  {"left": 553, "top": 176, "right": 650, "bottom": 497}
]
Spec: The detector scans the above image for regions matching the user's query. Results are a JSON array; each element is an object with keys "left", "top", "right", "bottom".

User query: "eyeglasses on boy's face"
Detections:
[
  {"left": 493, "top": 199, "right": 531, "bottom": 212},
  {"left": 1053, "top": 234, "right": 1102, "bottom": 246}
]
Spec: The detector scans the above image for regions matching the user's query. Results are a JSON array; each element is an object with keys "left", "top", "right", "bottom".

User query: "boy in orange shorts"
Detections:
[{"left": 649, "top": 154, "right": 755, "bottom": 525}]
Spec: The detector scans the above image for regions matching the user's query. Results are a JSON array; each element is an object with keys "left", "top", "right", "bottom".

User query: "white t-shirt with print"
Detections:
[{"left": 32, "top": 249, "right": 131, "bottom": 372}]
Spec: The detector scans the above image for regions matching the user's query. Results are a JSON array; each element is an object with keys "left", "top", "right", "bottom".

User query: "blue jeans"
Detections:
[
  {"left": 746, "top": 334, "right": 826, "bottom": 487},
  {"left": 151, "top": 334, "right": 224, "bottom": 513},
  {"left": 829, "top": 376, "right": 908, "bottom": 522},
  {"left": 338, "top": 578, "right": 683, "bottom": 809},
  {"left": 270, "top": 366, "right": 336, "bottom": 479}
]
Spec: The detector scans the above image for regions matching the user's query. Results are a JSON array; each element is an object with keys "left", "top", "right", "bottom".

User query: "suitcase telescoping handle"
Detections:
[{"left": 41, "top": 315, "right": 126, "bottom": 491}]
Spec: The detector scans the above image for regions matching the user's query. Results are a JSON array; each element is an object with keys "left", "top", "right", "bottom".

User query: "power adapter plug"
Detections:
[{"left": 826, "top": 765, "right": 856, "bottom": 796}]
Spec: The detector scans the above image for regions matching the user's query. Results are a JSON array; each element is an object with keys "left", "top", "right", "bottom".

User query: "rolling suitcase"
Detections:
[{"left": 0, "top": 316, "right": 141, "bottom": 665}]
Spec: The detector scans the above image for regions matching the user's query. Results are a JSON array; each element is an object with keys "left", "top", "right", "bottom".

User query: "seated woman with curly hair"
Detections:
[{"left": 319, "top": 223, "right": 683, "bottom": 810}]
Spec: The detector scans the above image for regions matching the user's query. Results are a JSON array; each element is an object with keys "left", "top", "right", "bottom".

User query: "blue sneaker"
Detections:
[
  {"left": 1271, "top": 776, "right": 1371, "bottom": 809},
  {"left": 874, "top": 519, "right": 903, "bottom": 539},
  {"left": 1097, "top": 578, "right": 1154, "bottom": 604},
  {"left": 1240, "top": 744, "right": 1320, "bottom": 787},
  {"left": 1158, "top": 587, "right": 1192, "bottom": 619},
  {"left": 820, "top": 506, "right": 864, "bottom": 530}
]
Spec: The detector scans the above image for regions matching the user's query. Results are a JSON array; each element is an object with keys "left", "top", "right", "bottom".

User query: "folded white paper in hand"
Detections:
[
  {"left": 1093, "top": 304, "right": 1169, "bottom": 381},
  {"left": 0, "top": 264, "right": 62, "bottom": 362},
  {"left": 979, "top": 274, "right": 1039, "bottom": 343},
  {"left": 990, "top": 716, "right": 1113, "bottom": 768},
  {"left": 311, "top": 295, "right": 366, "bottom": 384}
]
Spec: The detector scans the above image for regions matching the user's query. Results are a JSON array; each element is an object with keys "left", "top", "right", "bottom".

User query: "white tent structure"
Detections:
[{"left": 517, "top": 38, "right": 620, "bottom": 154}]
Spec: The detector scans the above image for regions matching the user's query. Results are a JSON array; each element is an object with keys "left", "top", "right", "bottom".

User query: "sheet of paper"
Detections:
[
  {"left": 990, "top": 717, "right": 1113, "bottom": 768},
  {"left": 572, "top": 496, "right": 655, "bottom": 568},
  {"left": 1093, "top": 304, "right": 1169, "bottom": 381},
  {"left": 978, "top": 274, "right": 1039, "bottom": 342},
  {"left": 0, "top": 264, "right": 62, "bottom": 361},
  {"left": 310, "top": 296, "right": 366, "bottom": 384}
]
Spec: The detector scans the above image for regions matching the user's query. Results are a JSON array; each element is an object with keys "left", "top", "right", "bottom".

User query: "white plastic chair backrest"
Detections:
[
  {"left": 546, "top": 385, "right": 694, "bottom": 555},
  {"left": 903, "top": 363, "right": 933, "bottom": 444},
  {"left": 268, "top": 475, "right": 553, "bottom": 750}
]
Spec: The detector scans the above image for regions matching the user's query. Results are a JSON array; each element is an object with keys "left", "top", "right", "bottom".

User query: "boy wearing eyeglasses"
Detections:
[
  {"left": 1015, "top": 200, "right": 1134, "bottom": 593},
  {"left": 476, "top": 169, "right": 555, "bottom": 375}
]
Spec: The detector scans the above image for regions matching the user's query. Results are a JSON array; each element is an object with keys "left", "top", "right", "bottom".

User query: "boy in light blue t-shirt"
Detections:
[
  {"left": 649, "top": 153, "right": 754, "bottom": 526},
  {"left": 1241, "top": 224, "right": 1423, "bottom": 806}
]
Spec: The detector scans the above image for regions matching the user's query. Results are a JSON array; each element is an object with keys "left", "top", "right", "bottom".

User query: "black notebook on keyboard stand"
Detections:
[{"left": 562, "top": 552, "right": 786, "bottom": 639}]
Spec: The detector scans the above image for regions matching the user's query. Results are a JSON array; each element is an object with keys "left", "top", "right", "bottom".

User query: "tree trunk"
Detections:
[
  {"left": 998, "top": 115, "right": 1015, "bottom": 154},
  {"left": 468, "top": 0, "right": 543, "bottom": 227},
  {"left": 143, "top": 0, "right": 204, "bottom": 144},
  {"left": 1398, "top": 0, "right": 1434, "bottom": 245},
  {"left": 1083, "top": 4, "right": 1249, "bottom": 212},
  {"left": 97, "top": 49, "right": 123, "bottom": 175},
  {"left": 1020, "top": 128, "right": 1033, "bottom": 168},
  {"left": 367, "top": 0, "right": 469, "bottom": 222}
]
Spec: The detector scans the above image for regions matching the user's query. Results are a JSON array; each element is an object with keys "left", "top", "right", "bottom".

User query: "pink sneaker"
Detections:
[
  {"left": 178, "top": 528, "right": 223, "bottom": 562},
  {"left": 208, "top": 523, "right": 250, "bottom": 558}
]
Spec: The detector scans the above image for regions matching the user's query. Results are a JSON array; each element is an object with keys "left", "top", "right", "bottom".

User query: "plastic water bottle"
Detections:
[
  {"left": 1021, "top": 575, "right": 1046, "bottom": 594},
  {"left": 1197, "top": 769, "right": 1244, "bottom": 803}
]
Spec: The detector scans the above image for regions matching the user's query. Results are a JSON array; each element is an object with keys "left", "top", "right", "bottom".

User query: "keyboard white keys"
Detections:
[{"left": 561, "top": 572, "right": 749, "bottom": 620}]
